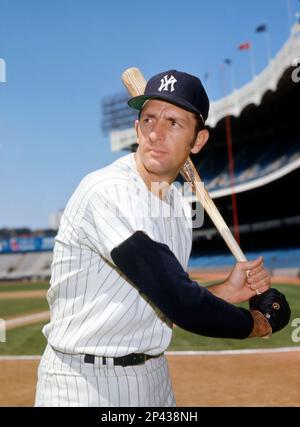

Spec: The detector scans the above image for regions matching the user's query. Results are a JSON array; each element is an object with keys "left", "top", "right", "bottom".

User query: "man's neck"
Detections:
[{"left": 134, "top": 153, "right": 178, "bottom": 200}]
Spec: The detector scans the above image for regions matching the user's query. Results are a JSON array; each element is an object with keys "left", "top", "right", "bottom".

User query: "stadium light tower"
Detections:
[{"left": 101, "top": 92, "right": 137, "bottom": 135}]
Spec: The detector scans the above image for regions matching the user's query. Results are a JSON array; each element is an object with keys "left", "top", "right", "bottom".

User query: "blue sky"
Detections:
[{"left": 0, "top": 0, "right": 299, "bottom": 229}]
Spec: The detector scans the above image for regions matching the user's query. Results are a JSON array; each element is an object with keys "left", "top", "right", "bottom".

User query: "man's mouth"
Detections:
[{"left": 147, "top": 148, "right": 168, "bottom": 156}]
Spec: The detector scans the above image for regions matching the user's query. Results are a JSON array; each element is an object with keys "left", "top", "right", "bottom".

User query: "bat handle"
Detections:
[
  {"left": 192, "top": 180, "right": 248, "bottom": 263},
  {"left": 219, "top": 228, "right": 247, "bottom": 263}
]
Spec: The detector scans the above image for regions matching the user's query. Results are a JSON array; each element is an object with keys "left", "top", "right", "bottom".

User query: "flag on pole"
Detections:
[
  {"left": 256, "top": 23, "right": 272, "bottom": 62},
  {"left": 256, "top": 24, "right": 267, "bottom": 32},
  {"left": 238, "top": 42, "right": 251, "bottom": 50},
  {"left": 238, "top": 42, "right": 256, "bottom": 77}
]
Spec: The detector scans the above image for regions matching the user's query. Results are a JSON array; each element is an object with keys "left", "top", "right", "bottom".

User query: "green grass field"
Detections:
[
  {"left": 0, "top": 298, "right": 49, "bottom": 319},
  {"left": 0, "top": 322, "right": 47, "bottom": 355},
  {"left": 0, "top": 282, "right": 49, "bottom": 292},
  {"left": 0, "top": 282, "right": 299, "bottom": 355}
]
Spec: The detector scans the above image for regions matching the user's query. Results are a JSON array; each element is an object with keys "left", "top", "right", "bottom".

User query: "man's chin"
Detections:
[{"left": 144, "top": 158, "right": 169, "bottom": 175}]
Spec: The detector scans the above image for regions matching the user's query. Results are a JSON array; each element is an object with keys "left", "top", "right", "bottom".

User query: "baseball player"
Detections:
[{"left": 35, "top": 70, "right": 290, "bottom": 407}]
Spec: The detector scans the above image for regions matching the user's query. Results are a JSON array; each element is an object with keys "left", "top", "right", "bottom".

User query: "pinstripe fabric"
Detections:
[
  {"left": 35, "top": 153, "right": 191, "bottom": 407},
  {"left": 35, "top": 345, "right": 175, "bottom": 407}
]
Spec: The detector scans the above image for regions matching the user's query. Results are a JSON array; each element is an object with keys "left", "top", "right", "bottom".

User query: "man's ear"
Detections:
[
  {"left": 191, "top": 129, "right": 209, "bottom": 154},
  {"left": 134, "top": 120, "right": 140, "bottom": 145}
]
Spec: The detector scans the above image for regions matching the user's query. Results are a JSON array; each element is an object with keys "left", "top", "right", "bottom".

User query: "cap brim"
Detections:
[{"left": 128, "top": 94, "right": 203, "bottom": 118}]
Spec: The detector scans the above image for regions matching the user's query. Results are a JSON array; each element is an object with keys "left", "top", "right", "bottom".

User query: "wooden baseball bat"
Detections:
[{"left": 122, "top": 67, "right": 247, "bottom": 262}]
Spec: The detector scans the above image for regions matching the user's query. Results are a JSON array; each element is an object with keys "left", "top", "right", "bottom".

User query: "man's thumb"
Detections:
[{"left": 240, "top": 256, "right": 263, "bottom": 271}]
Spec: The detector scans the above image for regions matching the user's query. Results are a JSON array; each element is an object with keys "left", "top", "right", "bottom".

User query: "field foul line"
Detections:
[
  {"left": 0, "top": 356, "right": 42, "bottom": 360},
  {"left": 5, "top": 311, "right": 50, "bottom": 330},
  {"left": 166, "top": 347, "right": 300, "bottom": 355},
  {"left": 0, "top": 346, "right": 300, "bottom": 360}
]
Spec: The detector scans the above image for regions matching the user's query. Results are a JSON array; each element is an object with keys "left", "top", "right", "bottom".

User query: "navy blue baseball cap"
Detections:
[{"left": 128, "top": 70, "right": 210, "bottom": 123}]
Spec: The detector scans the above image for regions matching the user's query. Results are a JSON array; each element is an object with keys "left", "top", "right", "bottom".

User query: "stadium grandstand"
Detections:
[
  {"left": 0, "top": 229, "right": 55, "bottom": 280},
  {"left": 1, "top": 24, "right": 299, "bottom": 281},
  {"left": 106, "top": 24, "right": 300, "bottom": 276}
]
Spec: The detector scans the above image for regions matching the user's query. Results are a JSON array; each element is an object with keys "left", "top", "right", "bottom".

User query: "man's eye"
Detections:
[
  {"left": 143, "top": 117, "right": 152, "bottom": 123},
  {"left": 171, "top": 120, "right": 179, "bottom": 127}
]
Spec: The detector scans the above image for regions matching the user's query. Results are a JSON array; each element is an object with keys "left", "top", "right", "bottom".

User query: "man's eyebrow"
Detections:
[
  {"left": 141, "top": 110, "right": 188, "bottom": 124},
  {"left": 166, "top": 114, "right": 187, "bottom": 124},
  {"left": 140, "top": 111, "right": 156, "bottom": 118}
]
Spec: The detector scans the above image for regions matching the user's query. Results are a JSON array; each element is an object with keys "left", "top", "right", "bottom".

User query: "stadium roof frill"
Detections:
[
  {"left": 110, "top": 23, "right": 300, "bottom": 151},
  {"left": 207, "top": 24, "right": 300, "bottom": 127}
]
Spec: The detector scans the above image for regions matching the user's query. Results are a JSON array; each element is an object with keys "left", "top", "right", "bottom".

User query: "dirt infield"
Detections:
[
  {"left": 0, "top": 278, "right": 299, "bottom": 406},
  {"left": 0, "top": 290, "right": 47, "bottom": 300},
  {"left": 168, "top": 351, "right": 300, "bottom": 406},
  {"left": 1, "top": 350, "right": 300, "bottom": 407}
]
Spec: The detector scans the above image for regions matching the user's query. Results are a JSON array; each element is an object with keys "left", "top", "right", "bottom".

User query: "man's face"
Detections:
[{"left": 135, "top": 99, "right": 208, "bottom": 178}]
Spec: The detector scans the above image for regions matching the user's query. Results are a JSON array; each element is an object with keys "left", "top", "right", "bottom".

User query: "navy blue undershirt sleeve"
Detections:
[{"left": 111, "top": 231, "right": 253, "bottom": 339}]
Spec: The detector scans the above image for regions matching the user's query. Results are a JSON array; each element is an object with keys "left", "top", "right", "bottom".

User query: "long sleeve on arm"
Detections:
[{"left": 111, "top": 231, "right": 253, "bottom": 339}]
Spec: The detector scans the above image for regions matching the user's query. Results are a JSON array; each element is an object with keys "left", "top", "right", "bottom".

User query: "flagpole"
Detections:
[
  {"left": 249, "top": 43, "right": 256, "bottom": 78},
  {"left": 224, "top": 59, "right": 236, "bottom": 92},
  {"left": 265, "top": 29, "right": 272, "bottom": 63},
  {"left": 230, "top": 63, "right": 237, "bottom": 91},
  {"left": 238, "top": 42, "right": 255, "bottom": 80}
]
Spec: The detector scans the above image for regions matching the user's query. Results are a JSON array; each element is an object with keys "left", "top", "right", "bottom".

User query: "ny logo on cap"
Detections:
[{"left": 158, "top": 74, "right": 177, "bottom": 92}]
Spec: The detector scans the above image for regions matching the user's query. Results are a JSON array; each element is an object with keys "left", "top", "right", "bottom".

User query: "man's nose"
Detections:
[{"left": 149, "top": 121, "right": 165, "bottom": 143}]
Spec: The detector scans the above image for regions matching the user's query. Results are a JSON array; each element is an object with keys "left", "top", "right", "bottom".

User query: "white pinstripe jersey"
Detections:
[{"left": 43, "top": 153, "right": 192, "bottom": 357}]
